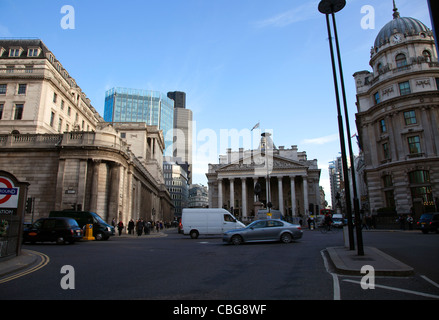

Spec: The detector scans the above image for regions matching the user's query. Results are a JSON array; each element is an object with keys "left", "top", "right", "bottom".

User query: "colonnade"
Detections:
[{"left": 216, "top": 175, "right": 314, "bottom": 219}]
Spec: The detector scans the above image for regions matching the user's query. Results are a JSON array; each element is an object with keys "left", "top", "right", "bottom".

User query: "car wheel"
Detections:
[
  {"left": 280, "top": 232, "right": 292, "bottom": 243},
  {"left": 95, "top": 232, "right": 104, "bottom": 241},
  {"left": 231, "top": 235, "right": 243, "bottom": 245},
  {"left": 56, "top": 237, "right": 65, "bottom": 245},
  {"left": 190, "top": 230, "right": 199, "bottom": 239}
]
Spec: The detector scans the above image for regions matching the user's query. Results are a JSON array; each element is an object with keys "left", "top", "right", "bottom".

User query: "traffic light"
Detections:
[{"left": 25, "top": 197, "right": 33, "bottom": 214}]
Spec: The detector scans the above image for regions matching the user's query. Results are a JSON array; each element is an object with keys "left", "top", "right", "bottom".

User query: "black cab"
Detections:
[
  {"left": 417, "top": 213, "right": 439, "bottom": 234},
  {"left": 49, "top": 211, "right": 115, "bottom": 240},
  {"left": 23, "top": 217, "right": 83, "bottom": 244}
]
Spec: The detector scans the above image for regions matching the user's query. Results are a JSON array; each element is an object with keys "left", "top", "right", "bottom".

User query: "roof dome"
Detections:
[{"left": 374, "top": 3, "right": 430, "bottom": 48}]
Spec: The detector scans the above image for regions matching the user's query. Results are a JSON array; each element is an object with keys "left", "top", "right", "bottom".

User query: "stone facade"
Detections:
[
  {"left": 207, "top": 134, "right": 321, "bottom": 222},
  {"left": 353, "top": 6, "right": 439, "bottom": 216},
  {"left": 0, "top": 39, "right": 173, "bottom": 224}
]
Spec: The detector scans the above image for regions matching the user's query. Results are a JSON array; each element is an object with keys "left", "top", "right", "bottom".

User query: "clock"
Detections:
[{"left": 392, "top": 34, "right": 402, "bottom": 44}]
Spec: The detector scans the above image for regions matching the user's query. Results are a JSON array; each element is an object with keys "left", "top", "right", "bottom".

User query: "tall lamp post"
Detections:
[{"left": 318, "top": 0, "right": 364, "bottom": 255}]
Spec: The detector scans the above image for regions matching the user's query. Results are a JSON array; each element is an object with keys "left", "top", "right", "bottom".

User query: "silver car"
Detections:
[{"left": 223, "top": 219, "right": 303, "bottom": 245}]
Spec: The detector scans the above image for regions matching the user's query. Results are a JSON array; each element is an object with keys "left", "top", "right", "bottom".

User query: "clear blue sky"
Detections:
[{"left": 0, "top": 0, "right": 432, "bottom": 204}]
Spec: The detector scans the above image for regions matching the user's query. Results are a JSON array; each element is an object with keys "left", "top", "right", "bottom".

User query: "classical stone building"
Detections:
[
  {"left": 0, "top": 39, "right": 173, "bottom": 224},
  {"left": 353, "top": 5, "right": 439, "bottom": 216},
  {"left": 207, "top": 133, "right": 321, "bottom": 222}
]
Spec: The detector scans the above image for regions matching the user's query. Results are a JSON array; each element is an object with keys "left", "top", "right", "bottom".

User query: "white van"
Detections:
[{"left": 182, "top": 208, "right": 245, "bottom": 239}]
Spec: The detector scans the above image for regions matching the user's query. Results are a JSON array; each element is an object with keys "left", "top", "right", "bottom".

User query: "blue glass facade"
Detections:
[{"left": 104, "top": 87, "right": 174, "bottom": 154}]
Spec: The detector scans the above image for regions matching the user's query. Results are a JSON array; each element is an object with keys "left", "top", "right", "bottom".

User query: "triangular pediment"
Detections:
[{"left": 216, "top": 152, "right": 308, "bottom": 173}]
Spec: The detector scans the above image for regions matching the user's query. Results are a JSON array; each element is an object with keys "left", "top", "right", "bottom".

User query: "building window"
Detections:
[
  {"left": 395, "top": 53, "right": 408, "bottom": 70},
  {"left": 27, "top": 48, "right": 40, "bottom": 57},
  {"left": 9, "top": 48, "right": 21, "bottom": 57},
  {"left": 374, "top": 92, "right": 381, "bottom": 104},
  {"left": 377, "top": 63, "right": 383, "bottom": 74},
  {"left": 411, "top": 186, "right": 434, "bottom": 208},
  {"left": 409, "top": 170, "right": 430, "bottom": 184},
  {"left": 383, "top": 175, "right": 393, "bottom": 187},
  {"left": 0, "top": 84, "right": 6, "bottom": 95},
  {"left": 17, "top": 84, "right": 27, "bottom": 95},
  {"left": 409, "top": 170, "right": 434, "bottom": 208},
  {"left": 14, "top": 104, "right": 24, "bottom": 120},
  {"left": 53, "top": 93, "right": 57, "bottom": 103},
  {"left": 422, "top": 50, "right": 432, "bottom": 62},
  {"left": 67, "top": 106, "right": 71, "bottom": 116},
  {"left": 404, "top": 110, "right": 417, "bottom": 125},
  {"left": 407, "top": 136, "right": 421, "bottom": 154},
  {"left": 0, "top": 104, "right": 3, "bottom": 120},
  {"left": 399, "top": 81, "right": 411, "bottom": 95},
  {"left": 58, "top": 118, "right": 63, "bottom": 132},
  {"left": 383, "top": 143, "right": 390, "bottom": 159},
  {"left": 61, "top": 100, "right": 64, "bottom": 110},
  {"left": 436, "top": 78, "right": 439, "bottom": 90},
  {"left": 384, "top": 190, "right": 395, "bottom": 208},
  {"left": 379, "top": 119, "right": 387, "bottom": 133},
  {"left": 50, "top": 111, "right": 55, "bottom": 127}
]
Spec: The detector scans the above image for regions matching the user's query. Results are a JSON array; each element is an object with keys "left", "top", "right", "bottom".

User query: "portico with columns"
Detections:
[{"left": 207, "top": 141, "right": 321, "bottom": 222}]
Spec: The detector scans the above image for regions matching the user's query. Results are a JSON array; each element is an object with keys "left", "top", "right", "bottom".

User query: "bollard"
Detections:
[{"left": 83, "top": 224, "right": 95, "bottom": 240}]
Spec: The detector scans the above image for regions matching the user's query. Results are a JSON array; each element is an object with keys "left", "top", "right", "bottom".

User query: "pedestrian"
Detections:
[
  {"left": 136, "top": 219, "right": 144, "bottom": 236},
  {"left": 156, "top": 221, "right": 160, "bottom": 232},
  {"left": 128, "top": 219, "right": 134, "bottom": 235},
  {"left": 407, "top": 214, "right": 414, "bottom": 230},
  {"left": 111, "top": 218, "right": 116, "bottom": 229},
  {"left": 398, "top": 215, "right": 406, "bottom": 230},
  {"left": 144, "top": 220, "right": 150, "bottom": 235},
  {"left": 361, "top": 215, "right": 369, "bottom": 230},
  {"left": 117, "top": 220, "right": 124, "bottom": 236}
]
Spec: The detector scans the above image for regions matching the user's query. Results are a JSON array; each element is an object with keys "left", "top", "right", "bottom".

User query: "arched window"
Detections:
[
  {"left": 396, "top": 53, "right": 407, "bottom": 69},
  {"left": 377, "top": 63, "right": 383, "bottom": 74},
  {"left": 422, "top": 50, "right": 431, "bottom": 62}
]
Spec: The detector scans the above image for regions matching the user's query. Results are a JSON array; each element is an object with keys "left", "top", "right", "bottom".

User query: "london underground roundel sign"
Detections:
[{"left": 0, "top": 177, "right": 19, "bottom": 208}]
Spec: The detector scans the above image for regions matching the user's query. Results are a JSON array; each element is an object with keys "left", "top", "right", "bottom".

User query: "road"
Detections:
[{"left": 0, "top": 228, "right": 438, "bottom": 302}]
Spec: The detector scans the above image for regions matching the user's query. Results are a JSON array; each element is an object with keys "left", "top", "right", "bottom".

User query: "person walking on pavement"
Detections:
[
  {"left": 117, "top": 220, "right": 124, "bottom": 236},
  {"left": 136, "top": 219, "right": 144, "bottom": 236},
  {"left": 407, "top": 214, "right": 414, "bottom": 230},
  {"left": 128, "top": 219, "right": 134, "bottom": 235}
]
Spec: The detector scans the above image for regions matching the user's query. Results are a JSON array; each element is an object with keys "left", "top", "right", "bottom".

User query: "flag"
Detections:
[{"left": 251, "top": 122, "right": 260, "bottom": 131}]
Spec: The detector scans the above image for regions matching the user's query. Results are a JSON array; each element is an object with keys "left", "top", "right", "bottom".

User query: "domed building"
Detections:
[{"left": 353, "top": 3, "right": 439, "bottom": 217}]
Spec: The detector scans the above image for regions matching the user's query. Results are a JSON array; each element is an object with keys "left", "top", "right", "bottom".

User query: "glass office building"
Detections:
[{"left": 104, "top": 87, "right": 174, "bottom": 154}]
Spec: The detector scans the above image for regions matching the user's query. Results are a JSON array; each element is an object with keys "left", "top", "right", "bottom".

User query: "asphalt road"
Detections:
[{"left": 0, "top": 228, "right": 438, "bottom": 302}]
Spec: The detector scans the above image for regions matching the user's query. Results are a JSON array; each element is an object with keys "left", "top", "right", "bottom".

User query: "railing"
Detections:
[{"left": 0, "top": 132, "right": 129, "bottom": 154}]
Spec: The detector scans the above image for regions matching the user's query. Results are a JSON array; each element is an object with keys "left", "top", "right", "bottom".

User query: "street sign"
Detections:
[{"left": 0, "top": 177, "right": 19, "bottom": 210}]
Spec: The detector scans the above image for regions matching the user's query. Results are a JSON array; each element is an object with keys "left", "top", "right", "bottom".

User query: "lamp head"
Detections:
[{"left": 318, "top": 0, "right": 346, "bottom": 14}]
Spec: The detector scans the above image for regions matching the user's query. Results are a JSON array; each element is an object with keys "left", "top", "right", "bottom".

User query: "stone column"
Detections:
[
  {"left": 76, "top": 159, "right": 88, "bottom": 211},
  {"left": 253, "top": 177, "right": 259, "bottom": 202},
  {"left": 229, "top": 178, "right": 234, "bottom": 212},
  {"left": 241, "top": 178, "right": 247, "bottom": 219},
  {"left": 290, "top": 176, "right": 296, "bottom": 217},
  {"left": 278, "top": 176, "right": 284, "bottom": 215},
  {"left": 303, "top": 176, "right": 309, "bottom": 216},
  {"left": 218, "top": 178, "right": 223, "bottom": 209},
  {"left": 89, "top": 160, "right": 101, "bottom": 213},
  {"left": 108, "top": 163, "right": 121, "bottom": 222}
]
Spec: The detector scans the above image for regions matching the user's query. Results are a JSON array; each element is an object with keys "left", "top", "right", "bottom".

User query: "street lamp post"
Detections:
[{"left": 318, "top": 0, "right": 364, "bottom": 255}]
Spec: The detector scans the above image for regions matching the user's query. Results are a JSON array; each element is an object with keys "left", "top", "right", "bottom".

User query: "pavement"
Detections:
[
  {"left": 326, "top": 246, "right": 414, "bottom": 277},
  {"left": 1, "top": 229, "right": 415, "bottom": 280}
]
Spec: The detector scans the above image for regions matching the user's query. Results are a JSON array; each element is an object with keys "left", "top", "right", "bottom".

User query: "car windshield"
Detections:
[{"left": 92, "top": 213, "right": 107, "bottom": 225}]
